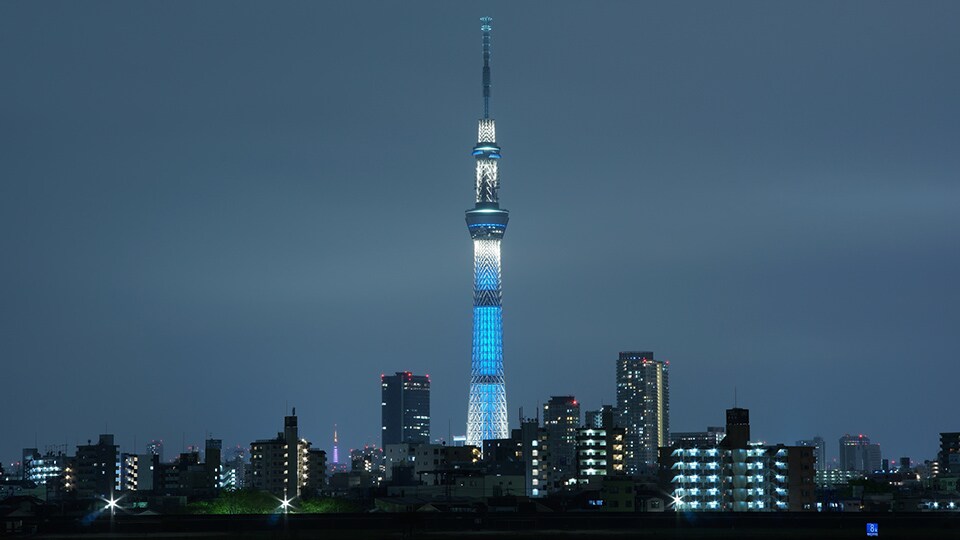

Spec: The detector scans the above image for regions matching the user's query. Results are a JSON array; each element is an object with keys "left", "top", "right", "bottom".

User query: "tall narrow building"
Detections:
[
  {"left": 381, "top": 372, "right": 431, "bottom": 447},
  {"left": 542, "top": 396, "right": 581, "bottom": 478},
  {"left": 466, "top": 16, "right": 510, "bottom": 447},
  {"left": 616, "top": 351, "right": 670, "bottom": 474}
]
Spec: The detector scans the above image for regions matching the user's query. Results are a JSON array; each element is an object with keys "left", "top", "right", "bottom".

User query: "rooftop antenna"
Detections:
[
  {"left": 480, "top": 16, "right": 493, "bottom": 119},
  {"left": 734, "top": 386, "right": 738, "bottom": 408}
]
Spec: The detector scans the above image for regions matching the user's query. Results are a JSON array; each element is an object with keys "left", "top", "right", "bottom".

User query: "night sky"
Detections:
[{"left": 2, "top": 2, "right": 958, "bottom": 467}]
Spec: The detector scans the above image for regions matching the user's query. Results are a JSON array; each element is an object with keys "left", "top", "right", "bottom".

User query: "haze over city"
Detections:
[{"left": 2, "top": 1, "right": 958, "bottom": 469}]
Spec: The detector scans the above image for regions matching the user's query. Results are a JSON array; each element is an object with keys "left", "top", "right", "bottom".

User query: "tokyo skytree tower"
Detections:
[{"left": 466, "top": 16, "right": 509, "bottom": 447}]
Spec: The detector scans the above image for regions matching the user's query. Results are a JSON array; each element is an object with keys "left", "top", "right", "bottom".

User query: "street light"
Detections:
[
  {"left": 104, "top": 496, "right": 119, "bottom": 514},
  {"left": 104, "top": 494, "right": 120, "bottom": 533}
]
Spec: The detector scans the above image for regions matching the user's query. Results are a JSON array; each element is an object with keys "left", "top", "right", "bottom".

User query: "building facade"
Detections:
[
  {"left": 249, "top": 412, "right": 320, "bottom": 498},
  {"left": 617, "top": 351, "right": 670, "bottom": 474},
  {"left": 672, "top": 428, "right": 726, "bottom": 448},
  {"left": 795, "top": 436, "right": 826, "bottom": 472},
  {"left": 939, "top": 432, "right": 960, "bottom": 475},
  {"left": 481, "top": 417, "right": 550, "bottom": 497},
  {"left": 381, "top": 372, "right": 430, "bottom": 447},
  {"left": 74, "top": 434, "right": 119, "bottom": 498},
  {"left": 839, "top": 434, "right": 881, "bottom": 473},
  {"left": 661, "top": 409, "right": 816, "bottom": 512},
  {"left": 543, "top": 396, "right": 581, "bottom": 478},
  {"left": 22, "top": 449, "right": 68, "bottom": 488},
  {"left": 575, "top": 425, "right": 626, "bottom": 481}
]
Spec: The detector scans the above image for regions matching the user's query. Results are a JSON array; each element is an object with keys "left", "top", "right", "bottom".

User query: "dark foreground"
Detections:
[{"left": 11, "top": 512, "right": 960, "bottom": 539}]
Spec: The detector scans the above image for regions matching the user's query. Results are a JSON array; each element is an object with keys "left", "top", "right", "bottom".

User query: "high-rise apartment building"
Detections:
[
  {"left": 381, "top": 372, "right": 431, "bottom": 448},
  {"left": 465, "top": 17, "right": 511, "bottom": 447},
  {"left": 542, "top": 396, "right": 581, "bottom": 478},
  {"left": 839, "top": 434, "right": 881, "bottom": 473},
  {"left": 617, "top": 351, "right": 670, "bottom": 473}
]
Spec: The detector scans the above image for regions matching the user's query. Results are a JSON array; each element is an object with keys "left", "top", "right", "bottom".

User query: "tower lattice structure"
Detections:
[{"left": 466, "top": 16, "right": 509, "bottom": 447}]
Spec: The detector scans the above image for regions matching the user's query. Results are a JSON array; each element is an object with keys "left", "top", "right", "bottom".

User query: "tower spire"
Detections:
[{"left": 481, "top": 16, "right": 492, "bottom": 119}]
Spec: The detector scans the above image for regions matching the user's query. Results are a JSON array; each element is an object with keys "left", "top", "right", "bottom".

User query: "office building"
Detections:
[
  {"left": 839, "top": 434, "right": 882, "bottom": 473},
  {"left": 381, "top": 372, "right": 431, "bottom": 447},
  {"left": 617, "top": 351, "right": 670, "bottom": 473}
]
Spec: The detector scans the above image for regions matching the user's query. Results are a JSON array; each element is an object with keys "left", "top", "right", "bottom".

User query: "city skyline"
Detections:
[{"left": 2, "top": 2, "right": 959, "bottom": 466}]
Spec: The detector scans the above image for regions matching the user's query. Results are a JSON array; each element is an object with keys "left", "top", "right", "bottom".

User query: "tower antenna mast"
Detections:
[{"left": 481, "top": 16, "right": 492, "bottom": 119}]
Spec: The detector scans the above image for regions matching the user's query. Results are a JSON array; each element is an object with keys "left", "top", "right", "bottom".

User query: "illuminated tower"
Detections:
[
  {"left": 332, "top": 426, "right": 339, "bottom": 465},
  {"left": 466, "top": 16, "right": 509, "bottom": 448}
]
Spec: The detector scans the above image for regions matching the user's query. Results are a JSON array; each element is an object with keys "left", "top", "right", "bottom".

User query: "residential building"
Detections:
[
  {"left": 939, "top": 432, "right": 960, "bottom": 474},
  {"left": 482, "top": 417, "right": 550, "bottom": 497},
  {"left": 543, "top": 396, "right": 581, "bottom": 478},
  {"left": 74, "top": 434, "right": 119, "bottom": 498},
  {"left": 304, "top": 448, "right": 326, "bottom": 495},
  {"left": 617, "top": 351, "right": 670, "bottom": 473},
  {"left": 575, "top": 423, "right": 626, "bottom": 481},
  {"left": 22, "top": 449, "right": 68, "bottom": 487},
  {"left": 249, "top": 410, "right": 314, "bottom": 498},
  {"left": 660, "top": 408, "right": 816, "bottom": 512}
]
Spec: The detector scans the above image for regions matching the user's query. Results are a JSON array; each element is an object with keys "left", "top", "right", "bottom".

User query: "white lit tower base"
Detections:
[{"left": 466, "top": 17, "right": 509, "bottom": 448}]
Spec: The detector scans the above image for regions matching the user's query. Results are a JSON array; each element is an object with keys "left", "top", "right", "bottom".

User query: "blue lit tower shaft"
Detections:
[{"left": 466, "top": 16, "right": 509, "bottom": 447}]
